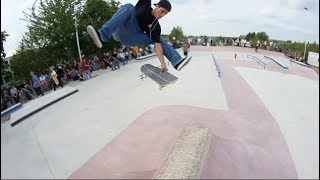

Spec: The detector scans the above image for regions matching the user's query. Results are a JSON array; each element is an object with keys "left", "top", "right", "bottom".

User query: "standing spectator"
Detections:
[
  {"left": 56, "top": 64, "right": 66, "bottom": 86},
  {"left": 39, "top": 74, "right": 49, "bottom": 92},
  {"left": 133, "top": 45, "right": 139, "bottom": 58},
  {"left": 50, "top": 66, "right": 63, "bottom": 91},
  {"left": 30, "top": 71, "right": 44, "bottom": 96},
  {"left": 183, "top": 40, "right": 190, "bottom": 57}
]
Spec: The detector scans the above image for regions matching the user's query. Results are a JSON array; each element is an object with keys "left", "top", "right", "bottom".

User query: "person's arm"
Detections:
[{"left": 154, "top": 42, "right": 168, "bottom": 72}]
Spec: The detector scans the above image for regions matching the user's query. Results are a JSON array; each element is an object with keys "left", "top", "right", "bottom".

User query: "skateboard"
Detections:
[{"left": 140, "top": 64, "right": 178, "bottom": 90}]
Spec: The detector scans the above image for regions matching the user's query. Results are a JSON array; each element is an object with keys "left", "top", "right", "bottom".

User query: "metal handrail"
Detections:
[{"left": 247, "top": 54, "right": 266, "bottom": 70}]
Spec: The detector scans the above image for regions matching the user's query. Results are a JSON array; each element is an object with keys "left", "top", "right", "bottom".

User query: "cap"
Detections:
[{"left": 154, "top": 0, "right": 171, "bottom": 12}]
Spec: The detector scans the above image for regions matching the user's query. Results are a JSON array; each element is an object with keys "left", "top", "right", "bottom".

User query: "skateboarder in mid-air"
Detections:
[{"left": 87, "top": 0, "right": 191, "bottom": 73}]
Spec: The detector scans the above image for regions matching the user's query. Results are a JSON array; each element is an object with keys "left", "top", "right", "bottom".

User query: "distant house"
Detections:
[{"left": 4, "top": 56, "right": 12, "bottom": 65}]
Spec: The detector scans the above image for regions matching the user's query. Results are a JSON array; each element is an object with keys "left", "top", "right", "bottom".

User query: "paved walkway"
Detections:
[{"left": 1, "top": 46, "right": 319, "bottom": 179}]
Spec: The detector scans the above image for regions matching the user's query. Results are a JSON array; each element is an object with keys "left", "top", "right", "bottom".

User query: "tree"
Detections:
[
  {"left": 1, "top": 31, "right": 12, "bottom": 86},
  {"left": 256, "top": 32, "right": 269, "bottom": 41},
  {"left": 168, "top": 26, "right": 184, "bottom": 42},
  {"left": 10, "top": 0, "right": 120, "bottom": 81},
  {"left": 245, "top": 32, "right": 255, "bottom": 41},
  {"left": 78, "top": 0, "right": 121, "bottom": 57}
]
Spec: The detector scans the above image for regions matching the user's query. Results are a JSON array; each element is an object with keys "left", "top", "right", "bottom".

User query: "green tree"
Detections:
[
  {"left": 78, "top": 0, "right": 121, "bottom": 57},
  {"left": 168, "top": 26, "right": 184, "bottom": 42},
  {"left": 10, "top": 0, "right": 120, "bottom": 81},
  {"left": 1, "top": 31, "right": 12, "bottom": 86},
  {"left": 245, "top": 32, "right": 256, "bottom": 41},
  {"left": 256, "top": 32, "right": 269, "bottom": 41}
]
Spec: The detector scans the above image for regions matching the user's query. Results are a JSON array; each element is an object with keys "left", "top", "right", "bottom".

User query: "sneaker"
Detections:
[
  {"left": 174, "top": 56, "right": 192, "bottom": 71},
  {"left": 87, "top": 25, "right": 103, "bottom": 48}
]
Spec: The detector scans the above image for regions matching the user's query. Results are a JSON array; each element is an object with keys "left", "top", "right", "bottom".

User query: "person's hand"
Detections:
[{"left": 160, "top": 64, "right": 168, "bottom": 73}]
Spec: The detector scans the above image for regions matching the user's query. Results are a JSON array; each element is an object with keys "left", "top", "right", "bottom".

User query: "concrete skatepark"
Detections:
[{"left": 1, "top": 46, "right": 319, "bottom": 179}]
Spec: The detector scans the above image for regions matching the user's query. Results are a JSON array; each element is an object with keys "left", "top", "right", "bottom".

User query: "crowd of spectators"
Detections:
[{"left": 1, "top": 45, "right": 155, "bottom": 112}]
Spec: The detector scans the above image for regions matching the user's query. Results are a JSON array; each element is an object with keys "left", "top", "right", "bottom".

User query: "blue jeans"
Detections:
[
  {"left": 111, "top": 61, "right": 119, "bottom": 70},
  {"left": 83, "top": 69, "right": 92, "bottom": 80},
  {"left": 98, "top": 3, "right": 183, "bottom": 67}
]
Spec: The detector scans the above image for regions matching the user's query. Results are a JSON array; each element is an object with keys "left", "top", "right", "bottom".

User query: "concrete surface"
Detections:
[
  {"left": 153, "top": 123, "right": 211, "bottom": 179},
  {"left": 1, "top": 46, "right": 319, "bottom": 179}
]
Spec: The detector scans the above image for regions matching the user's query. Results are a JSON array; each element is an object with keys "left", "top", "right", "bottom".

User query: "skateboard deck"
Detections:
[{"left": 141, "top": 64, "right": 178, "bottom": 90}]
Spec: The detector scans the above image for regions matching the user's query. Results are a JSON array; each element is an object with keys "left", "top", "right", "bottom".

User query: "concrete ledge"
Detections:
[
  {"left": 1, "top": 102, "right": 22, "bottom": 117},
  {"left": 136, "top": 53, "right": 156, "bottom": 60},
  {"left": 290, "top": 60, "right": 311, "bottom": 67},
  {"left": 264, "top": 55, "right": 288, "bottom": 69},
  {"left": 153, "top": 123, "right": 212, "bottom": 179},
  {"left": 10, "top": 87, "right": 78, "bottom": 127}
]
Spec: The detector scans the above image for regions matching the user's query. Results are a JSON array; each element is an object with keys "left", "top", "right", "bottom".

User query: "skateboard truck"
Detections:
[{"left": 139, "top": 61, "right": 170, "bottom": 81}]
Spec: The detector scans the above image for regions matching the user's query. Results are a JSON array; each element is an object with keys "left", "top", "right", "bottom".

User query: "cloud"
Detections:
[{"left": 1, "top": 0, "right": 319, "bottom": 57}]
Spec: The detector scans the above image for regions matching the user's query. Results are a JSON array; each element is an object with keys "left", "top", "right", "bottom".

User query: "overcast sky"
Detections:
[{"left": 1, "top": 0, "right": 319, "bottom": 57}]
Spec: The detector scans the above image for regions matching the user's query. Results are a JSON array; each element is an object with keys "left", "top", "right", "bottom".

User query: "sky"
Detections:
[{"left": 1, "top": 0, "right": 319, "bottom": 57}]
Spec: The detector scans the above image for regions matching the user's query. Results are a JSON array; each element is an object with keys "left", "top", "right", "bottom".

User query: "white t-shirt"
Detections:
[{"left": 39, "top": 75, "right": 46, "bottom": 82}]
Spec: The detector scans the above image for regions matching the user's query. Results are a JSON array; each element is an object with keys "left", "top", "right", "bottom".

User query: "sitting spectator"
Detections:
[
  {"left": 10, "top": 85, "right": 20, "bottom": 104},
  {"left": 110, "top": 49, "right": 120, "bottom": 71},
  {"left": 118, "top": 51, "right": 128, "bottom": 65},
  {"left": 1, "top": 96, "right": 6, "bottom": 112},
  {"left": 72, "top": 60, "right": 79, "bottom": 70},
  {"left": 1, "top": 90, "right": 12, "bottom": 111},
  {"left": 81, "top": 57, "right": 92, "bottom": 80},
  {"left": 19, "top": 86, "right": 34, "bottom": 102},
  {"left": 69, "top": 67, "right": 81, "bottom": 81},
  {"left": 77, "top": 67, "right": 85, "bottom": 81},
  {"left": 91, "top": 56, "right": 99, "bottom": 71},
  {"left": 22, "top": 82, "right": 35, "bottom": 96},
  {"left": 62, "top": 64, "right": 71, "bottom": 83}
]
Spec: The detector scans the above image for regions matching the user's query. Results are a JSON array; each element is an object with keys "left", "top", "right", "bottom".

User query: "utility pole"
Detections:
[
  {"left": 303, "top": 7, "right": 309, "bottom": 62},
  {"left": 303, "top": 42, "right": 308, "bottom": 61},
  {"left": 73, "top": 2, "right": 82, "bottom": 62}
]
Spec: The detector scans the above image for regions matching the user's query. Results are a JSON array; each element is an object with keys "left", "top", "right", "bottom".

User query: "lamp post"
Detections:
[
  {"left": 303, "top": 7, "right": 309, "bottom": 62},
  {"left": 73, "top": 2, "right": 82, "bottom": 62},
  {"left": 303, "top": 42, "right": 308, "bottom": 61}
]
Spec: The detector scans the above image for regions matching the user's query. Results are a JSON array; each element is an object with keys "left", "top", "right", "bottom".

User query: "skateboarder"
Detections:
[{"left": 87, "top": 0, "right": 191, "bottom": 73}]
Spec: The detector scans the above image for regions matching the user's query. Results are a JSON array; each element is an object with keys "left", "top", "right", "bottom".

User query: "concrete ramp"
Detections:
[
  {"left": 10, "top": 87, "right": 78, "bottom": 127},
  {"left": 153, "top": 123, "right": 212, "bottom": 179}
]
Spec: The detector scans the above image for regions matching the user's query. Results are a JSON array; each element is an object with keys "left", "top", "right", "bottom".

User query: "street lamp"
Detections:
[
  {"left": 303, "top": 42, "right": 308, "bottom": 61},
  {"left": 303, "top": 7, "right": 309, "bottom": 62},
  {"left": 72, "top": 1, "right": 82, "bottom": 62}
]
